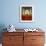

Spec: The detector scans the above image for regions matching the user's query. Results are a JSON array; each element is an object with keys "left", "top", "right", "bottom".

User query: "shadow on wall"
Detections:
[{"left": 0, "top": 24, "right": 7, "bottom": 43}]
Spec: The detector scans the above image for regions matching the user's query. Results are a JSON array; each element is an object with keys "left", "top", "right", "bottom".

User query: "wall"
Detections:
[{"left": 0, "top": 0, "right": 46, "bottom": 29}]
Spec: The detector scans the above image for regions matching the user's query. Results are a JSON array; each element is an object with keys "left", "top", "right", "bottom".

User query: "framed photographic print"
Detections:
[{"left": 20, "top": 5, "right": 34, "bottom": 22}]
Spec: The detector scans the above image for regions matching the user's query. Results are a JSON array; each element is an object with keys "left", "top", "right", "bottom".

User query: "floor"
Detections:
[{"left": 0, "top": 44, "right": 2, "bottom": 46}]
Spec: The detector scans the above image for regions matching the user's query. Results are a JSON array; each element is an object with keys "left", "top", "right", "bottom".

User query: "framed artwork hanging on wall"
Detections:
[{"left": 20, "top": 5, "right": 34, "bottom": 22}]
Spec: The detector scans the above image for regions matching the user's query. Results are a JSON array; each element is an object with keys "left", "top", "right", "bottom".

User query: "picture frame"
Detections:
[{"left": 20, "top": 5, "right": 34, "bottom": 22}]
